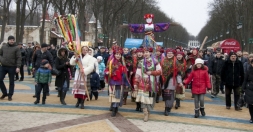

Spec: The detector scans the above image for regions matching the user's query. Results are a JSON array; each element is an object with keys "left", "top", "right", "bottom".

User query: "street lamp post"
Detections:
[{"left": 237, "top": 16, "right": 244, "bottom": 52}]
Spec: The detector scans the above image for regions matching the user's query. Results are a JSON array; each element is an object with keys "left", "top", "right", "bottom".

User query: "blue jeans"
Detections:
[
  {"left": 0, "top": 66, "right": 16, "bottom": 97},
  {"left": 26, "top": 61, "right": 31, "bottom": 75}
]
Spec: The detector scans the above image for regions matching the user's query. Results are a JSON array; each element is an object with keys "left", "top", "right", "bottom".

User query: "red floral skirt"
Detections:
[{"left": 74, "top": 94, "right": 87, "bottom": 99}]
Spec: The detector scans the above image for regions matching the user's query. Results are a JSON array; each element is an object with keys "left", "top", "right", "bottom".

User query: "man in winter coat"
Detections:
[
  {"left": 26, "top": 42, "right": 33, "bottom": 75},
  {"left": 15, "top": 43, "right": 27, "bottom": 81},
  {"left": 0, "top": 35, "right": 21, "bottom": 101},
  {"left": 50, "top": 44, "right": 57, "bottom": 63},
  {"left": 237, "top": 51, "right": 247, "bottom": 65},
  {"left": 221, "top": 52, "right": 244, "bottom": 111},
  {"left": 209, "top": 51, "right": 225, "bottom": 97},
  {"left": 94, "top": 46, "right": 110, "bottom": 66},
  {"left": 32, "top": 43, "right": 53, "bottom": 97}
]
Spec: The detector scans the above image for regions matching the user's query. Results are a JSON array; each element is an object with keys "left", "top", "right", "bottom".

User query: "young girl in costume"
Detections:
[
  {"left": 134, "top": 47, "right": 162, "bottom": 122},
  {"left": 105, "top": 45, "right": 130, "bottom": 117},
  {"left": 184, "top": 58, "right": 211, "bottom": 118}
]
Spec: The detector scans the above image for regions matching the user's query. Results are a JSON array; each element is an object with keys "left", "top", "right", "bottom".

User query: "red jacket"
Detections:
[{"left": 184, "top": 66, "right": 211, "bottom": 94}]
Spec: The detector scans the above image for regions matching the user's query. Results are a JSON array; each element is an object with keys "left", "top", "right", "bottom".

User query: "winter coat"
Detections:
[
  {"left": 26, "top": 47, "right": 33, "bottom": 62},
  {"left": 238, "top": 57, "right": 247, "bottom": 65},
  {"left": 243, "top": 62, "right": 251, "bottom": 74},
  {"left": 50, "top": 49, "right": 57, "bottom": 61},
  {"left": 184, "top": 66, "right": 211, "bottom": 94},
  {"left": 32, "top": 50, "right": 54, "bottom": 70},
  {"left": 242, "top": 66, "right": 253, "bottom": 104},
  {"left": 98, "top": 60, "right": 106, "bottom": 80},
  {"left": 90, "top": 71, "right": 100, "bottom": 89},
  {"left": 35, "top": 67, "right": 52, "bottom": 84},
  {"left": 0, "top": 43, "right": 21, "bottom": 68},
  {"left": 221, "top": 59, "right": 244, "bottom": 87},
  {"left": 208, "top": 56, "right": 225, "bottom": 75},
  {"left": 55, "top": 48, "right": 71, "bottom": 89},
  {"left": 20, "top": 47, "right": 26, "bottom": 65}
]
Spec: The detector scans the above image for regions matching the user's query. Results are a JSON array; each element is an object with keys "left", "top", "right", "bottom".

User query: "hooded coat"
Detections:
[{"left": 55, "top": 48, "right": 71, "bottom": 89}]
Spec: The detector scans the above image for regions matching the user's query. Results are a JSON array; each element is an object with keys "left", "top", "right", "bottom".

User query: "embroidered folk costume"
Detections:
[
  {"left": 134, "top": 47, "right": 162, "bottom": 122},
  {"left": 105, "top": 46, "right": 130, "bottom": 117},
  {"left": 174, "top": 51, "right": 187, "bottom": 109},
  {"left": 155, "top": 46, "right": 164, "bottom": 103}
]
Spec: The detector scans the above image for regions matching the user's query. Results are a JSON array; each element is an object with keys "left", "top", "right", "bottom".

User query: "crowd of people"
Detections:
[{"left": 0, "top": 35, "right": 253, "bottom": 123}]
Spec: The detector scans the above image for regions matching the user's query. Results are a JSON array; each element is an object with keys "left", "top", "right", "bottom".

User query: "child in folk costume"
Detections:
[
  {"left": 175, "top": 51, "right": 187, "bottom": 109},
  {"left": 184, "top": 58, "right": 211, "bottom": 118},
  {"left": 132, "top": 48, "right": 144, "bottom": 112},
  {"left": 155, "top": 46, "right": 164, "bottom": 103},
  {"left": 130, "top": 50, "right": 137, "bottom": 102},
  {"left": 134, "top": 47, "right": 162, "bottom": 122},
  {"left": 105, "top": 45, "right": 130, "bottom": 117},
  {"left": 161, "top": 48, "right": 181, "bottom": 116},
  {"left": 70, "top": 46, "right": 97, "bottom": 109}
]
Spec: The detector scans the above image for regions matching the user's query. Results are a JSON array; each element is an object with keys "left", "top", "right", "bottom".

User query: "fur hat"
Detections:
[{"left": 195, "top": 58, "right": 204, "bottom": 65}]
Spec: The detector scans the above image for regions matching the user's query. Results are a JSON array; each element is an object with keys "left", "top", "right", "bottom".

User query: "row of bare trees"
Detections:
[
  {"left": 0, "top": 0, "right": 190, "bottom": 48},
  {"left": 197, "top": 0, "right": 253, "bottom": 53}
]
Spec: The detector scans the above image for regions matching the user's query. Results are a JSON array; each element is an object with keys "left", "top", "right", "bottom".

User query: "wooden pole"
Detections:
[{"left": 199, "top": 36, "right": 208, "bottom": 50}]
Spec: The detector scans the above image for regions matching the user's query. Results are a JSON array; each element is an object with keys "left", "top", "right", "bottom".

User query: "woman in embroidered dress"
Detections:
[
  {"left": 161, "top": 48, "right": 179, "bottom": 116},
  {"left": 155, "top": 47, "right": 164, "bottom": 103},
  {"left": 174, "top": 51, "right": 187, "bottom": 109},
  {"left": 134, "top": 47, "right": 162, "bottom": 122},
  {"left": 104, "top": 45, "right": 130, "bottom": 117},
  {"left": 70, "top": 46, "right": 97, "bottom": 109}
]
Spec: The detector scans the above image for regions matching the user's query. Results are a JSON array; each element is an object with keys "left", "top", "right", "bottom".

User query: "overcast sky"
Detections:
[{"left": 157, "top": 0, "right": 213, "bottom": 36}]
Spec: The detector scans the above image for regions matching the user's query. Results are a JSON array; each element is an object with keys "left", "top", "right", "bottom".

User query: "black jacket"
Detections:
[
  {"left": 90, "top": 71, "right": 100, "bottom": 89},
  {"left": 20, "top": 47, "right": 26, "bottom": 65},
  {"left": 0, "top": 43, "right": 21, "bottom": 68},
  {"left": 242, "top": 66, "right": 253, "bottom": 104},
  {"left": 50, "top": 49, "right": 57, "bottom": 61},
  {"left": 209, "top": 56, "right": 225, "bottom": 75},
  {"left": 238, "top": 57, "right": 247, "bottom": 65},
  {"left": 55, "top": 48, "right": 70, "bottom": 89},
  {"left": 32, "top": 50, "right": 53, "bottom": 70},
  {"left": 26, "top": 47, "right": 33, "bottom": 62},
  {"left": 221, "top": 59, "right": 244, "bottom": 87}
]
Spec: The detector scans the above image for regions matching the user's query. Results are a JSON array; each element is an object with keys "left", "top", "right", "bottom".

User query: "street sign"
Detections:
[{"left": 249, "top": 38, "right": 253, "bottom": 44}]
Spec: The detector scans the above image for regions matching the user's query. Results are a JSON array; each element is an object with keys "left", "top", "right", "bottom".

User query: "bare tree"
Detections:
[{"left": 0, "top": 0, "right": 12, "bottom": 42}]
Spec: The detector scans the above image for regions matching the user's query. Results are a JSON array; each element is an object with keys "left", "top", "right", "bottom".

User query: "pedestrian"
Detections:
[
  {"left": 184, "top": 58, "right": 211, "bottom": 118},
  {"left": 94, "top": 46, "right": 110, "bottom": 66},
  {"left": 175, "top": 51, "right": 187, "bottom": 109},
  {"left": 105, "top": 45, "right": 130, "bottom": 117},
  {"left": 0, "top": 36, "right": 21, "bottom": 101},
  {"left": 70, "top": 46, "right": 97, "bottom": 109},
  {"left": 237, "top": 51, "right": 247, "bottom": 65},
  {"left": 26, "top": 42, "right": 33, "bottom": 75},
  {"left": 55, "top": 48, "right": 71, "bottom": 105},
  {"left": 32, "top": 43, "right": 53, "bottom": 97},
  {"left": 97, "top": 56, "right": 105, "bottom": 91},
  {"left": 243, "top": 54, "right": 253, "bottom": 74},
  {"left": 134, "top": 47, "right": 162, "bottom": 122},
  {"left": 209, "top": 51, "right": 225, "bottom": 97},
  {"left": 90, "top": 68, "right": 100, "bottom": 100},
  {"left": 15, "top": 43, "right": 26, "bottom": 81},
  {"left": 221, "top": 52, "right": 244, "bottom": 111},
  {"left": 50, "top": 44, "right": 57, "bottom": 62},
  {"left": 242, "top": 59, "right": 253, "bottom": 123},
  {"left": 34, "top": 60, "right": 52, "bottom": 104}
]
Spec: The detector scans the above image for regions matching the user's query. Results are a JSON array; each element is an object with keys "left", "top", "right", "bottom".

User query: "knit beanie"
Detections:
[
  {"left": 195, "top": 58, "right": 204, "bottom": 65},
  {"left": 8, "top": 36, "right": 15, "bottom": 41}
]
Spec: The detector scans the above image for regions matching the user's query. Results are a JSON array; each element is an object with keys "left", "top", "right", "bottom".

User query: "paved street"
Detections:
[{"left": 0, "top": 71, "right": 252, "bottom": 132}]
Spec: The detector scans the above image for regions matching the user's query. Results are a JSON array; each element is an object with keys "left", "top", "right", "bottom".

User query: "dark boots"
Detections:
[
  {"left": 200, "top": 107, "right": 206, "bottom": 116},
  {"left": 164, "top": 107, "right": 171, "bottom": 116},
  {"left": 175, "top": 98, "right": 179, "bottom": 109},
  {"left": 57, "top": 90, "right": 60, "bottom": 97},
  {"left": 80, "top": 99, "right": 85, "bottom": 109},
  {"left": 194, "top": 109, "right": 200, "bottom": 118},
  {"left": 156, "top": 94, "right": 160, "bottom": 103},
  {"left": 60, "top": 91, "right": 67, "bottom": 105},
  {"left": 111, "top": 107, "right": 117, "bottom": 117},
  {"left": 75, "top": 98, "right": 81, "bottom": 108},
  {"left": 164, "top": 107, "right": 169, "bottom": 116},
  {"left": 109, "top": 103, "right": 113, "bottom": 111},
  {"left": 135, "top": 102, "right": 142, "bottom": 112},
  {"left": 34, "top": 99, "right": 39, "bottom": 104}
]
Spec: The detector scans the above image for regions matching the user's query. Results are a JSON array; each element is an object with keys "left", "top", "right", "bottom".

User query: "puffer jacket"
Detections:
[
  {"left": 184, "top": 66, "right": 211, "bottom": 94},
  {"left": 98, "top": 59, "right": 105, "bottom": 80},
  {"left": 208, "top": 56, "right": 225, "bottom": 75}
]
